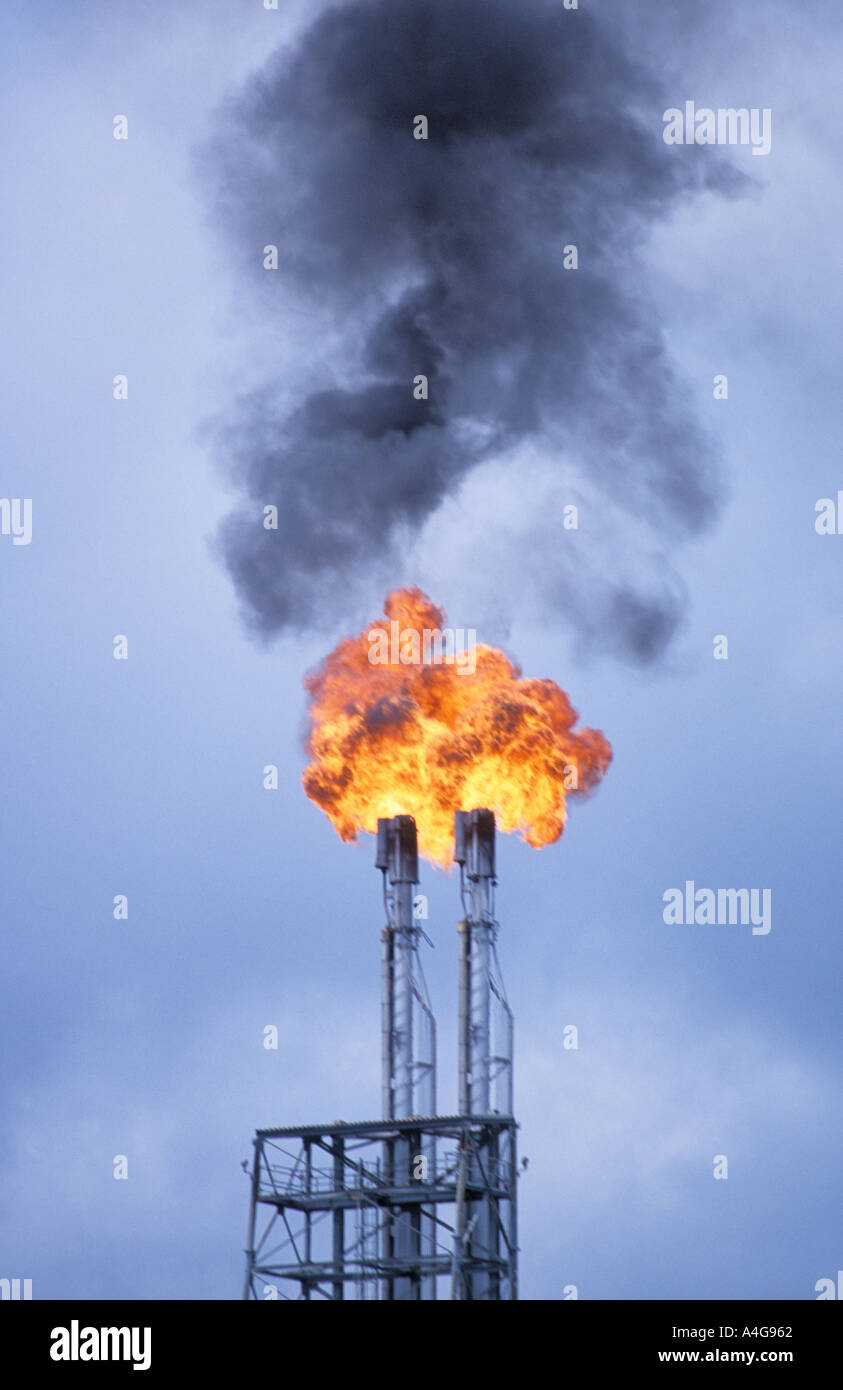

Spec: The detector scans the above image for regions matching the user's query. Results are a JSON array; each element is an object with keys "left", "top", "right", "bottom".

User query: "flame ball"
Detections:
[{"left": 303, "top": 588, "right": 612, "bottom": 866}]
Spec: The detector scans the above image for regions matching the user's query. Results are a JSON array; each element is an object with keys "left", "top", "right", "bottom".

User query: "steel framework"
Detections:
[{"left": 242, "top": 1114, "right": 517, "bottom": 1300}]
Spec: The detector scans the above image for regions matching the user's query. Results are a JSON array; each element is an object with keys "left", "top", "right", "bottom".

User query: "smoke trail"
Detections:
[{"left": 205, "top": 0, "right": 745, "bottom": 655}]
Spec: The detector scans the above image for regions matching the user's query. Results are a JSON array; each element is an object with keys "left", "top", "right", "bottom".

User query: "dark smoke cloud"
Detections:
[{"left": 205, "top": 0, "right": 746, "bottom": 656}]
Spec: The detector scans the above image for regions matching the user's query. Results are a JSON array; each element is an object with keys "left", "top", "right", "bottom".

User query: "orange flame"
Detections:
[{"left": 302, "top": 588, "right": 612, "bottom": 866}]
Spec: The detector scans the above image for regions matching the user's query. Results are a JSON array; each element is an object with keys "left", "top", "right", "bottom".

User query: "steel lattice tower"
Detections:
[{"left": 243, "top": 811, "right": 518, "bottom": 1300}]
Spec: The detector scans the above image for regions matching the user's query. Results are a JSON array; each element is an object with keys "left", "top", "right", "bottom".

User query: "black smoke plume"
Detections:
[{"left": 205, "top": 0, "right": 744, "bottom": 658}]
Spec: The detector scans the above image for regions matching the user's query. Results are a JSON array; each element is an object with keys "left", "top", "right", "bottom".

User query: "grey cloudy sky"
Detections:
[{"left": 0, "top": 0, "right": 840, "bottom": 1300}]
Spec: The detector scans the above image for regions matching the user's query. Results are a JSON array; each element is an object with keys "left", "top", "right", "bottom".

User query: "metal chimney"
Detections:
[
  {"left": 376, "top": 815, "right": 436, "bottom": 1298},
  {"left": 377, "top": 815, "right": 434, "bottom": 1119},
  {"left": 453, "top": 808, "right": 515, "bottom": 1300},
  {"left": 455, "top": 809, "right": 512, "bottom": 1117}
]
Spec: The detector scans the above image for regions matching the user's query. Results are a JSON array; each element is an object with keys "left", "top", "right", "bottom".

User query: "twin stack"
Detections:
[{"left": 243, "top": 810, "right": 518, "bottom": 1301}]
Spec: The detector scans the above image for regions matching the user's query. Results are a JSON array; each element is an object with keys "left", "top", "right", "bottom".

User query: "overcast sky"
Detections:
[{"left": 1, "top": 0, "right": 841, "bottom": 1300}]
